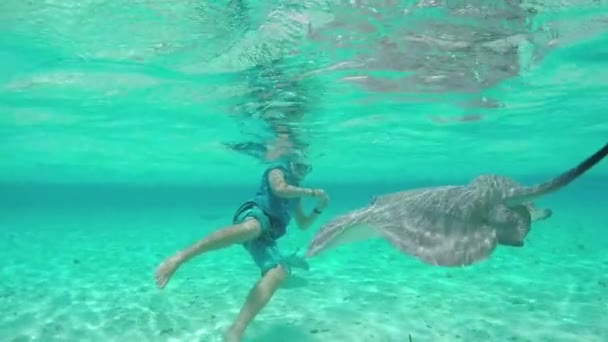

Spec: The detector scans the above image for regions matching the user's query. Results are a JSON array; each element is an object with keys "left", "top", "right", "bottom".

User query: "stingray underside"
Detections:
[
  {"left": 368, "top": 186, "right": 500, "bottom": 267},
  {"left": 466, "top": 175, "right": 536, "bottom": 246},
  {"left": 491, "top": 204, "right": 532, "bottom": 247}
]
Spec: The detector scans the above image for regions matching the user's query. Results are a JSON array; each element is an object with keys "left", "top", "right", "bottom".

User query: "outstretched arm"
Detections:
[{"left": 268, "top": 168, "right": 320, "bottom": 199}]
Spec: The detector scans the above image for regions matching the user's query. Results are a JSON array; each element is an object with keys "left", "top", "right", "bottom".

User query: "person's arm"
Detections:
[
  {"left": 293, "top": 198, "right": 327, "bottom": 230},
  {"left": 267, "top": 168, "right": 319, "bottom": 199}
]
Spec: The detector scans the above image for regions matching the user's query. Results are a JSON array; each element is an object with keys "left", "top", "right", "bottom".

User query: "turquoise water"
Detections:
[{"left": 1, "top": 1, "right": 608, "bottom": 341}]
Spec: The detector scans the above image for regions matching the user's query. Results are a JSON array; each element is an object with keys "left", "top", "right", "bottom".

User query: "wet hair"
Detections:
[{"left": 285, "top": 150, "right": 312, "bottom": 175}]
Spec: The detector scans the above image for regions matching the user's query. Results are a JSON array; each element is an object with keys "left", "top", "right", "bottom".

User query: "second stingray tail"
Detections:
[{"left": 505, "top": 143, "right": 607, "bottom": 206}]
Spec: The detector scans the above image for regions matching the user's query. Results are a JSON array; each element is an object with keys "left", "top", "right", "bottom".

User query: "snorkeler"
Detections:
[{"left": 153, "top": 152, "right": 329, "bottom": 342}]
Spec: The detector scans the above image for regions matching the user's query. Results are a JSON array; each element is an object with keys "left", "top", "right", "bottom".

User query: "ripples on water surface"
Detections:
[{"left": 0, "top": 0, "right": 607, "bottom": 184}]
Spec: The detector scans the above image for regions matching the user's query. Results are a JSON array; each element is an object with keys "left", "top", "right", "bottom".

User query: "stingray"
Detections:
[{"left": 306, "top": 143, "right": 607, "bottom": 267}]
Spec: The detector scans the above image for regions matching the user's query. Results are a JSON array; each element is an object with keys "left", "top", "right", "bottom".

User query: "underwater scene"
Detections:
[{"left": 1, "top": 1, "right": 607, "bottom": 341}]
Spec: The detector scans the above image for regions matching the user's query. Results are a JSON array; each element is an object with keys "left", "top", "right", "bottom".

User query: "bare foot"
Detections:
[
  {"left": 223, "top": 327, "right": 240, "bottom": 342},
  {"left": 154, "top": 255, "right": 182, "bottom": 289}
]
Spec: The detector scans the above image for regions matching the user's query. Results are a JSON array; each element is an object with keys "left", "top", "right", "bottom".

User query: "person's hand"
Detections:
[
  {"left": 312, "top": 189, "right": 330, "bottom": 210},
  {"left": 310, "top": 188, "right": 326, "bottom": 198}
]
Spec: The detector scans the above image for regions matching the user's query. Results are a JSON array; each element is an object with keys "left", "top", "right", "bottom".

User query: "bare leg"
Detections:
[
  {"left": 224, "top": 265, "right": 287, "bottom": 342},
  {"left": 154, "top": 219, "right": 262, "bottom": 289}
]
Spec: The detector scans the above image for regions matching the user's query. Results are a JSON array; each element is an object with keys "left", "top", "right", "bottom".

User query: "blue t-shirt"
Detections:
[{"left": 253, "top": 163, "right": 300, "bottom": 238}]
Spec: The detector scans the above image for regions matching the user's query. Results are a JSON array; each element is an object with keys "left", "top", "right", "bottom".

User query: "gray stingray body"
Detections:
[{"left": 306, "top": 144, "right": 607, "bottom": 267}]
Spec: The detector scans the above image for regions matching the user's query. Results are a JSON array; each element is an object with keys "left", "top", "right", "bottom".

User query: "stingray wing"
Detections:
[
  {"left": 369, "top": 186, "right": 498, "bottom": 267},
  {"left": 306, "top": 206, "right": 379, "bottom": 258}
]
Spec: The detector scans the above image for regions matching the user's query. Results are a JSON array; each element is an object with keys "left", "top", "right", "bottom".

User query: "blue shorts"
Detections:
[{"left": 232, "top": 202, "right": 291, "bottom": 277}]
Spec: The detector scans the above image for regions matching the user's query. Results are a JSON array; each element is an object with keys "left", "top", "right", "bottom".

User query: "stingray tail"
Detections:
[{"left": 505, "top": 143, "right": 608, "bottom": 206}]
